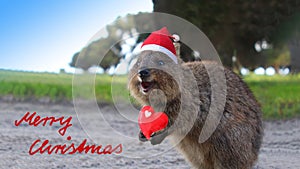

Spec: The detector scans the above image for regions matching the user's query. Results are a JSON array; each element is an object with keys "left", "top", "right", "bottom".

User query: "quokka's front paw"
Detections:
[
  {"left": 138, "top": 130, "right": 148, "bottom": 142},
  {"left": 150, "top": 129, "right": 168, "bottom": 145}
]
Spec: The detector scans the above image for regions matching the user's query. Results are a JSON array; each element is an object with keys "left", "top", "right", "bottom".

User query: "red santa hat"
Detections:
[{"left": 141, "top": 27, "right": 178, "bottom": 64}]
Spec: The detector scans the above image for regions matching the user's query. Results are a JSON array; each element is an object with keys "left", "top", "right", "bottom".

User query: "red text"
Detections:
[
  {"left": 29, "top": 136, "right": 123, "bottom": 155},
  {"left": 15, "top": 112, "right": 72, "bottom": 136}
]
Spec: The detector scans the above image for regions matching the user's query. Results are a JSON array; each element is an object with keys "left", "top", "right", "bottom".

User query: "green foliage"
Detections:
[
  {"left": 70, "top": 34, "right": 123, "bottom": 72},
  {"left": 262, "top": 45, "right": 291, "bottom": 69},
  {"left": 153, "top": 0, "right": 300, "bottom": 68},
  {"left": 69, "top": 14, "right": 141, "bottom": 72},
  {"left": 100, "top": 49, "right": 121, "bottom": 71},
  {"left": 69, "top": 12, "right": 159, "bottom": 72}
]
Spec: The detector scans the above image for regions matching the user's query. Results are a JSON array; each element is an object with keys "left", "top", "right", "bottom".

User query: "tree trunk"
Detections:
[{"left": 288, "top": 37, "right": 300, "bottom": 73}]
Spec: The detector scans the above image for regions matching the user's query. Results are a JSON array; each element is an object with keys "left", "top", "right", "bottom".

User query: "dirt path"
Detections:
[{"left": 0, "top": 102, "right": 299, "bottom": 169}]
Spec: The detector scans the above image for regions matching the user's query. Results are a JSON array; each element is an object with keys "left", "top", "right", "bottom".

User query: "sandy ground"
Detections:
[{"left": 1, "top": 101, "right": 300, "bottom": 169}]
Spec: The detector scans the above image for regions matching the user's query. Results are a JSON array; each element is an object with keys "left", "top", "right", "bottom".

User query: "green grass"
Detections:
[
  {"left": 244, "top": 74, "right": 300, "bottom": 119},
  {"left": 0, "top": 70, "right": 73, "bottom": 101},
  {"left": 0, "top": 70, "right": 128, "bottom": 103},
  {"left": 0, "top": 69, "right": 299, "bottom": 119}
]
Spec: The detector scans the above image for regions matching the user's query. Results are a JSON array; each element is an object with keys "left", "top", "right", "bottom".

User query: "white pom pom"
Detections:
[{"left": 172, "top": 34, "right": 180, "bottom": 42}]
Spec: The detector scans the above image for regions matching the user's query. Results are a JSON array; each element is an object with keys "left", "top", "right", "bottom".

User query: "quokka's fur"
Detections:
[{"left": 128, "top": 50, "right": 263, "bottom": 169}]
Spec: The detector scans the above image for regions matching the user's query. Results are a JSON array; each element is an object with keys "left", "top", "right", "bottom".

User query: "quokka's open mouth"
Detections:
[{"left": 140, "top": 81, "right": 154, "bottom": 93}]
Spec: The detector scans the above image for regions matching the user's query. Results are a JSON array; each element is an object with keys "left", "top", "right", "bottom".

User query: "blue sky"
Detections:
[{"left": 0, "top": 0, "right": 152, "bottom": 73}]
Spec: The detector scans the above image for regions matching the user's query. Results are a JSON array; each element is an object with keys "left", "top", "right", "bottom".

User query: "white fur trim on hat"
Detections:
[{"left": 140, "top": 44, "right": 178, "bottom": 64}]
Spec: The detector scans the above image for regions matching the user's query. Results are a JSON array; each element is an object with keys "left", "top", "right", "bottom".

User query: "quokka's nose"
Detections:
[{"left": 138, "top": 69, "right": 150, "bottom": 78}]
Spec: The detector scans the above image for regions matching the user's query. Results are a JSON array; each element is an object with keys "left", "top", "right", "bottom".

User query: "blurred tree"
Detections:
[
  {"left": 262, "top": 46, "right": 290, "bottom": 72},
  {"left": 288, "top": 37, "right": 300, "bottom": 73},
  {"left": 69, "top": 52, "right": 79, "bottom": 68},
  {"left": 101, "top": 50, "right": 121, "bottom": 72},
  {"left": 153, "top": 0, "right": 300, "bottom": 70},
  {"left": 69, "top": 51, "right": 90, "bottom": 71},
  {"left": 276, "top": 12, "right": 300, "bottom": 73},
  {"left": 70, "top": 14, "right": 137, "bottom": 73}
]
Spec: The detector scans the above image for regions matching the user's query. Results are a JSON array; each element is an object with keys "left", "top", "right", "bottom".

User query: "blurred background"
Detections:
[{"left": 0, "top": 0, "right": 299, "bottom": 119}]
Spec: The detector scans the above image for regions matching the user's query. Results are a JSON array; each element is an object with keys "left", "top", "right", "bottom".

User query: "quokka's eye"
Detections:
[
  {"left": 158, "top": 60, "right": 165, "bottom": 65},
  {"left": 135, "top": 61, "right": 140, "bottom": 66}
]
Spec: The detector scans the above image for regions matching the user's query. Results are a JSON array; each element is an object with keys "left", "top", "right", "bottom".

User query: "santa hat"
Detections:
[{"left": 141, "top": 27, "right": 178, "bottom": 64}]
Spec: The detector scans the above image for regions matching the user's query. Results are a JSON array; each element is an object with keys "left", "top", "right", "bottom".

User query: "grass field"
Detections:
[
  {"left": 0, "top": 70, "right": 128, "bottom": 103},
  {"left": 0, "top": 69, "right": 299, "bottom": 119},
  {"left": 244, "top": 74, "right": 300, "bottom": 119}
]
